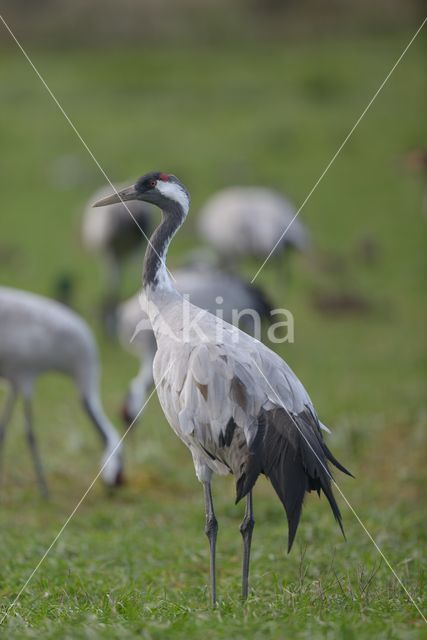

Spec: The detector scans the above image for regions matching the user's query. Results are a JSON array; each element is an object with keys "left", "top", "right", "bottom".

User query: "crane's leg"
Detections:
[
  {"left": 203, "top": 480, "right": 218, "bottom": 606},
  {"left": 0, "top": 387, "right": 17, "bottom": 484},
  {"left": 23, "top": 394, "right": 49, "bottom": 498},
  {"left": 102, "top": 256, "right": 121, "bottom": 337},
  {"left": 240, "top": 491, "right": 255, "bottom": 600}
]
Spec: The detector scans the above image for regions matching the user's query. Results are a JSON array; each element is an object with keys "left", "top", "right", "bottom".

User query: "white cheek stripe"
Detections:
[{"left": 157, "top": 180, "right": 189, "bottom": 213}]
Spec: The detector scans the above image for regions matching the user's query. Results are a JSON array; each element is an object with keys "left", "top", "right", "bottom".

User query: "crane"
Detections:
[
  {"left": 0, "top": 287, "right": 124, "bottom": 496},
  {"left": 94, "top": 172, "right": 351, "bottom": 604},
  {"left": 82, "top": 183, "right": 153, "bottom": 332},
  {"left": 117, "top": 264, "right": 272, "bottom": 425},
  {"left": 198, "top": 186, "right": 310, "bottom": 267}
]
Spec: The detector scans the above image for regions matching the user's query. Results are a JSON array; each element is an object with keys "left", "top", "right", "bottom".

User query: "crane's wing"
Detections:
[{"left": 154, "top": 331, "right": 352, "bottom": 551}]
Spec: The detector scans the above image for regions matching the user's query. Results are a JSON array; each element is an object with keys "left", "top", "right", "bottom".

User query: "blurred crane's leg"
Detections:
[
  {"left": 240, "top": 491, "right": 255, "bottom": 600},
  {"left": 0, "top": 386, "right": 17, "bottom": 484},
  {"left": 102, "top": 255, "right": 121, "bottom": 337},
  {"left": 23, "top": 393, "right": 49, "bottom": 498},
  {"left": 203, "top": 481, "right": 218, "bottom": 606}
]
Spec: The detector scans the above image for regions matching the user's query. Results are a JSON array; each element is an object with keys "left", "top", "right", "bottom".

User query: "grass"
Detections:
[{"left": 0, "top": 28, "right": 426, "bottom": 639}]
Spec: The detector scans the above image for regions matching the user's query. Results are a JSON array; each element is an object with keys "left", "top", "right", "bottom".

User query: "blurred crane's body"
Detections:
[
  {"left": 198, "top": 186, "right": 310, "bottom": 266},
  {"left": 118, "top": 264, "right": 272, "bottom": 424},
  {"left": 82, "top": 184, "right": 153, "bottom": 331},
  {"left": 94, "top": 172, "right": 351, "bottom": 605},
  {"left": 0, "top": 287, "right": 124, "bottom": 495}
]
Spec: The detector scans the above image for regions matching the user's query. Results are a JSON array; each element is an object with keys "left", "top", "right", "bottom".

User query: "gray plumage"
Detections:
[
  {"left": 93, "top": 171, "right": 351, "bottom": 604},
  {"left": 0, "top": 287, "right": 124, "bottom": 495},
  {"left": 151, "top": 292, "right": 349, "bottom": 551},
  {"left": 118, "top": 264, "right": 273, "bottom": 424},
  {"left": 198, "top": 186, "right": 310, "bottom": 261}
]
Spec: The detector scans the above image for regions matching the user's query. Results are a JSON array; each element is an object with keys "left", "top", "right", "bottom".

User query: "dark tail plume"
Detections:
[
  {"left": 261, "top": 408, "right": 350, "bottom": 552},
  {"left": 243, "top": 281, "right": 274, "bottom": 323}
]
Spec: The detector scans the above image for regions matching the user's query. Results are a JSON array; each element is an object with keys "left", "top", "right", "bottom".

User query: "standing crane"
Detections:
[
  {"left": 117, "top": 264, "right": 272, "bottom": 425},
  {"left": 94, "top": 172, "right": 351, "bottom": 604},
  {"left": 82, "top": 183, "right": 153, "bottom": 332},
  {"left": 198, "top": 186, "right": 310, "bottom": 268},
  {"left": 0, "top": 287, "right": 124, "bottom": 496}
]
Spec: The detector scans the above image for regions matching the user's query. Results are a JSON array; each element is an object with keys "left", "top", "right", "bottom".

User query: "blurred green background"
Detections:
[{"left": 0, "top": 1, "right": 426, "bottom": 638}]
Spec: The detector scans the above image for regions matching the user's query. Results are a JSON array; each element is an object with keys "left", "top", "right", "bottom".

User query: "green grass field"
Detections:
[{"left": 0, "top": 29, "right": 426, "bottom": 639}]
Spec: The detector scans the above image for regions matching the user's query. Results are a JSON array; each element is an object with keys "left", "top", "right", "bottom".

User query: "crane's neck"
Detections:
[
  {"left": 82, "top": 392, "right": 123, "bottom": 485},
  {"left": 143, "top": 199, "right": 188, "bottom": 292}
]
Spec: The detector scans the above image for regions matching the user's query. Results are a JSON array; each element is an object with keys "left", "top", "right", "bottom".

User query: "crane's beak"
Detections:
[{"left": 92, "top": 184, "right": 139, "bottom": 207}]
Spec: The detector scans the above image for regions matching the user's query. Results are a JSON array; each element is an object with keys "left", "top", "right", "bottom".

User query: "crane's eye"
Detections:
[{"left": 148, "top": 179, "right": 157, "bottom": 188}]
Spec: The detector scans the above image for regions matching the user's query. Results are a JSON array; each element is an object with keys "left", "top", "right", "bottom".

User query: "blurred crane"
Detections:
[
  {"left": 82, "top": 183, "right": 153, "bottom": 332},
  {"left": 94, "top": 172, "right": 351, "bottom": 605},
  {"left": 198, "top": 186, "right": 310, "bottom": 269},
  {"left": 0, "top": 287, "right": 124, "bottom": 496},
  {"left": 118, "top": 264, "right": 272, "bottom": 425}
]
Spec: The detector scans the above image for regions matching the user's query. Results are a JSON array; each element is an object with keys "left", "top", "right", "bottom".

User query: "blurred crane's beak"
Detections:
[{"left": 92, "top": 184, "right": 138, "bottom": 207}]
